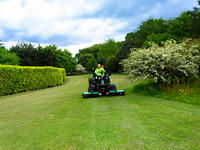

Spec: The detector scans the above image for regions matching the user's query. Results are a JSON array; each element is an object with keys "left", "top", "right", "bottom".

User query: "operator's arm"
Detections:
[
  {"left": 101, "top": 68, "right": 105, "bottom": 75},
  {"left": 95, "top": 68, "right": 102, "bottom": 76},
  {"left": 95, "top": 69, "right": 99, "bottom": 76}
]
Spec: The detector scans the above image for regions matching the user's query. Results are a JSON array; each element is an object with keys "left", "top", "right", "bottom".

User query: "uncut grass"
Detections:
[
  {"left": 0, "top": 75, "right": 200, "bottom": 150},
  {"left": 132, "top": 80, "right": 200, "bottom": 105}
]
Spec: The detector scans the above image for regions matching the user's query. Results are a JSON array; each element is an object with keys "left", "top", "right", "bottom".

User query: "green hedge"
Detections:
[{"left": 0, "top": 65, "right": 66, "bottom": 96}]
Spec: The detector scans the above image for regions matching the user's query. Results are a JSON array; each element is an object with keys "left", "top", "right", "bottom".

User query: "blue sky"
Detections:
[{"left": 0, "top": 0, "right": 198, "bottom": 54}]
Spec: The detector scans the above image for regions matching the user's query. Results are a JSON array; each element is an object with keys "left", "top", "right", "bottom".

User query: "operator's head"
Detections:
[{"left": 97, "top": 64, "right": 101, "bottom": 68}]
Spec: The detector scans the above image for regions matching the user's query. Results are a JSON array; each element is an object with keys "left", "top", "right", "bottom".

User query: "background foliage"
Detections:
[
  {"left": 0, "top": 47, "right": 19, "bottom": 65},
  {"left": 75, "top": 4, "right": 200, "bottom": 72},
  {"left": 10, "top": 43, "right": 76, "bottom": 74},
  {"left": 97, "top": 39, "right": 119, "bottom": 59},
  {"left": 105, "top": 55, "right": 119, "bottom": 73}
]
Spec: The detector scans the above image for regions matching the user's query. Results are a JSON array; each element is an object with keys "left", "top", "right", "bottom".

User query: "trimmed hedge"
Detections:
[{"left": 0, "top": 65, "right": 66, "bottom": 96}]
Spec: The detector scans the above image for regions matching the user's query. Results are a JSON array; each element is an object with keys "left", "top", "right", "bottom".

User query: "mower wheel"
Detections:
[
  {"left": 88, "top": 86, "right": 93, "bottom": 92},
  {"left": 88, "top": 84, "right": 96, "bottom": 92},
  {"left": 83, "top": 94, "right": 88, "bottom": 98}
]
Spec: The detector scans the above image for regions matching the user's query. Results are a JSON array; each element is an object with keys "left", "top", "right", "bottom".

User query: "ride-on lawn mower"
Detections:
[{"left": 82, "top": 72, "right": 125, "bottom": 98}]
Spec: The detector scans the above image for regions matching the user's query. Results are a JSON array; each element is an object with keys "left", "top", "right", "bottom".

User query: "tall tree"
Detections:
[
  {"left": 0, "top": 47, "right": 19, "bottom": 65},
  {"left": 56, "top": 49, "right": 77, "bottom": 73},
  {"left": 116, "top": 18, "right": 169, "bottom": 61},
  {"left": 10, "top": 43, "right": 38, "bottom": 66},
  {"left": 39, "top": 45, "right": 57, "bottom": 66},
  {"left": 97, "top": 39, "right": 119, "bottom": 59},
  {"left": 10, "top": 43, "right": 76, "bottom": 73},
  {"left": 78, "top": 53, "right": 95, "bottom": 68},
  {"left": 76, "top": 44, "right": 101, "bottom": 60}
]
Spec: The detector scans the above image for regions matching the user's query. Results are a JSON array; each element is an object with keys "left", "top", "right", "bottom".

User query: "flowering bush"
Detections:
[
  {"left": 76, "top": 64, "right": 86, "bottom": 73},
  {"left": 121, "top": 39, "right": 200, "bottom": 83}
]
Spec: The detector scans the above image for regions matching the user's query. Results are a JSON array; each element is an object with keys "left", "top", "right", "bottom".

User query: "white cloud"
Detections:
[
  {"left": 0, "top": 0, "right": 197, "bottom": 54},
  {"left": 4, "top": 31, "right": 125, "bottom": 56},
  {"left": 60, "top": 34, "right": 125, "bottom": 56},
  {"left": 0, "top": 0, "right": 126, "bottom": 51},
  {"left": 4, "top": 41, "right": 18, "bottom": 48},
  {"left": 4, "top": 29, "right": 125, "bottom": 56},
  {"left": 3, "top": 40, "right": 48, "bottom": 49},
  {"left": 0, "top": 29, "right": 3, "bottom": 37},
  {"left": 25, "top": 18, "right": 126, "bottom": 40},
  {"left": 0, "top": 0, "right": 105, "bottom": 27},
  {"left": 61, "top": 41, "right": 102, "bottom": 56}
]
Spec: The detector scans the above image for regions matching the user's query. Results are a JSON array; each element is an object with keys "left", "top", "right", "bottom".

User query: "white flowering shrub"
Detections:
[
  {"left": 121, "top": 40, "right": 200, "bottom": 83},
  {"left": 76, "top": 64, "right": 86, "bottom": 73}
]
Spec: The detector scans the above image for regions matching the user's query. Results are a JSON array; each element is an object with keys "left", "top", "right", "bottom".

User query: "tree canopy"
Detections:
[
  {"left": 116, "top": 5, "right": 200, "bottom": 63},
  {"left": 10, "top": 43, "right": 76, "bottom": 73},
  {"left": 0, "top": 47, "right": 19, "bottom": 65}
]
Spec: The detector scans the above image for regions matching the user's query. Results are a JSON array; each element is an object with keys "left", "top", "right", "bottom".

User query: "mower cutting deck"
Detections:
[{"left": 82, "top": 73, "right": 125, "bottom": 98}]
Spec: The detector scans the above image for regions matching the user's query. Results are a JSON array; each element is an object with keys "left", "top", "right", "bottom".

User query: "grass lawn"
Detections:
[{"left": 0, "top": 74, "right": 200, "bottom": 150}]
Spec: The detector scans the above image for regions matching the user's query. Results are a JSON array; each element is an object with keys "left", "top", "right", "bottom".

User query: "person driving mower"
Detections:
[
  {"left": 95, "top": 64, "right": 105, "bottom": 76},
  {"left": 82, "top": 63, "right": 125, "bottom": 98}
]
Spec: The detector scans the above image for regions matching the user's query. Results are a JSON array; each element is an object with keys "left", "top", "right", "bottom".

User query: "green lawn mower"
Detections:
[{"left": 82, "top": 72, "right": 125, "bottom": 98}]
